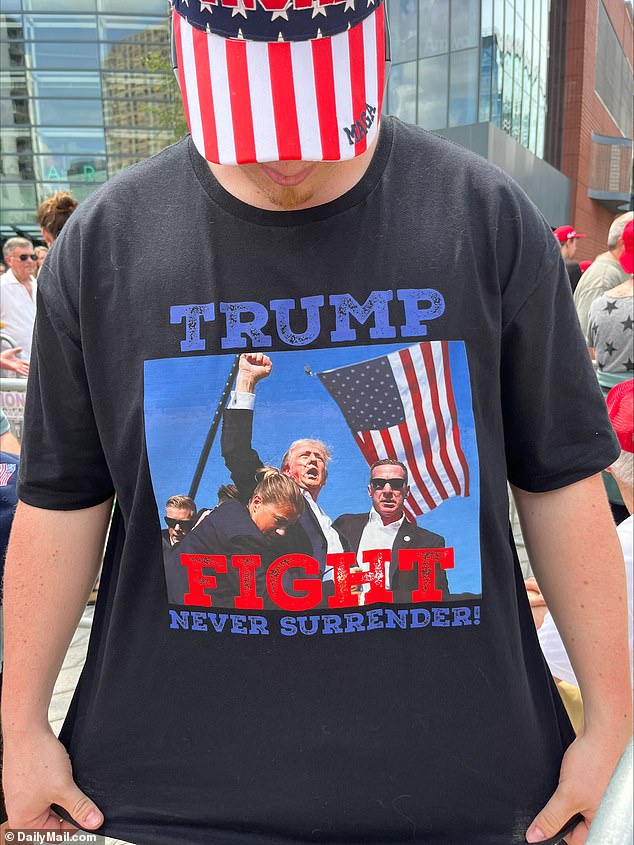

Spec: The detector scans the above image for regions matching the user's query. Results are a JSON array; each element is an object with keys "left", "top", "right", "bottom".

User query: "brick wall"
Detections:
[{"left": 559, "top": 0, "right": 632, "bottom": 260}]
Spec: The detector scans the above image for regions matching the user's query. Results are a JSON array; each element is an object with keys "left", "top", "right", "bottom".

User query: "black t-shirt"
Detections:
[{"left": 19, "top": 117, "right": 618, "bottom": 845}]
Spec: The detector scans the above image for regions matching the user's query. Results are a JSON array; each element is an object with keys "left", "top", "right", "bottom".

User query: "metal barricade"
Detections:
[
  {"left": 0, "top": 376, "right": 27, "bottom": 442},
  {"left": 586, "top": 737, "right": 633, "bottom": 844}
]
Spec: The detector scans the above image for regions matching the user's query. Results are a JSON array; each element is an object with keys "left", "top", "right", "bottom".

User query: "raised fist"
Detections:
[{"left": 236, "top": 352, "right": 272, "bottom": 393}]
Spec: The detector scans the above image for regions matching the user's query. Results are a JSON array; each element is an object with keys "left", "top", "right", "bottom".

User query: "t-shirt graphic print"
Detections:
[{"left": 145, "top": 339, "right": 481, "bottom": 637}]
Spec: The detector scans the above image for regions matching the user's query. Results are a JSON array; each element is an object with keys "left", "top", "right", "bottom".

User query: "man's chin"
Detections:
[
  {"left": 265, "top": 184, "right": 316, "bottom": 210},
  {"left": 301, "top": 478, "right": 323, "bottom": 492}
]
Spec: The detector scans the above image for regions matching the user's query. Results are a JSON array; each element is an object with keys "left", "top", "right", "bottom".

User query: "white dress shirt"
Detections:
[
  {"left": 357, "top": 508, "right": 405, "bottom": 599},
  {"left": 0, "top": 269, "right": 37, "bottom": 359}
]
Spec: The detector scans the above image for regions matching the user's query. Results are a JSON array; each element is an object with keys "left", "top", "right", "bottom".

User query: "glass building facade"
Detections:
[
  {"left": 1, "top": 0, "right": 556, "bottom": 239},
  {"left": 1, "top": 0, "right": 175, "bottom": 240},
  {"left": 385, "top": 0, "right": 550, "bottom": 159}
]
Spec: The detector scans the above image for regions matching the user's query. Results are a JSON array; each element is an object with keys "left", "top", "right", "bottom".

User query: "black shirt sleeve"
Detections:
[
  {"left": 500, "top": 231, "right": 619, "bottom": 492},
  {"left": 17, "top": 268, "right": 115, "bottom": 510}
]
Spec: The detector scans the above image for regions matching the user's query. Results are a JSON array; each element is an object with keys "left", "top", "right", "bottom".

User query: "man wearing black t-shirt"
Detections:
[{"left": 2, "top": 2, "right": 632, "bottom": 844}]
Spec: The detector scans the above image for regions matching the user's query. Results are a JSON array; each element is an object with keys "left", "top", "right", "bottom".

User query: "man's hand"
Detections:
[
  {"left": 3, "top": 728, "right": 104, "bottom": 832},
  {"left": 0, "top": 347, "right": 29, "bottom": 377},
  {"left": 526, "top": 727, "right": 630, "bottom": 844},
  {"left": 236, "top": 353, "right": 272, "bottom": 393}
]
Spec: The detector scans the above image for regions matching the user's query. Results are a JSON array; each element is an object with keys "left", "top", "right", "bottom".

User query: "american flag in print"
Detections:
[
  {"left": 0, "top": 463, "right": 17, "bottom": 487},
  {"left": 172, "top": 0, "right": 385, "bottom": 164},
  {"left": 318, "top": 342, "right": 471, "bottom": 520}
]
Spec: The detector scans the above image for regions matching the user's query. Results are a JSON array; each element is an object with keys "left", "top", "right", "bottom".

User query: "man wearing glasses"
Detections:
[
  {"left": 334, "top": 459, "right": 450, "bottom": 604},
  {"left": 161, "top": 494, "right": 197, "bottom": 554},
  {"left": 0, "top": 237, "right": 38, "bottom": 361}
]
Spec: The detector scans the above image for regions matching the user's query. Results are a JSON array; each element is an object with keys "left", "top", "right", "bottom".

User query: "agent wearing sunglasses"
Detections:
[
  {"left": 161, "top": 494, "right": 197, "bottom": 553},
  {"left": 0, "top": 237, "right": 38, "bottom": 361},
  {"left": 334, "top": 459, "right": 449, "bottom": 604}
]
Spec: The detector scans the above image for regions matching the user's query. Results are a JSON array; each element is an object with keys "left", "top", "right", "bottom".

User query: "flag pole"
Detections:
[{"left": 188, "top": 354, "right": 241, "bottom": 501}]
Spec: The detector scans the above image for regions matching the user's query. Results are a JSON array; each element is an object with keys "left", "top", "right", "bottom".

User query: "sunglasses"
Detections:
[
  {"left": 164, "top": 516, "right": 195, "bottom": 529},
  {"left": 370, "top": 477, "right": 407, "bottom": 490},
  {"left": 16, "top": 254, "right": 37, "bottom": 262}
]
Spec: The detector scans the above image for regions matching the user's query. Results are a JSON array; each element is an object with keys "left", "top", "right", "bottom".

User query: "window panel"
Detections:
[
  {"left": 98, "top": 15, "right": 168, "bottom": 43},
  {"left": 0, "top": 14, "right": 23, "bottom": 39},
  {"left": 501, "top": 69, "right": 512, "bottom": 132},
  {"left": 22, "top": 0, "right": 97, "bottom": 10},
  {"left": 418, "top": 53, "right": 448, "bottom": 129},
  {"left": 102, "top": 72, "right": 171, "bottom": 101},
  {"left": 22, "top": 15, "right": 98, "bottom": 41},
  {"left": 0, "top": 72, "right": 27, "bottom": 98},
  {"left": 100, "top": 34, "right": 168, "bottom": 70},
  {"left": 0, "top": 182, "right": 37, "bottom": 211},
  {"left": 34, "top": 127, "right": 106, "bottom": 156},
  {"left": 479, "top": 39, "right": 493, "bottom": 122},
  {"left": 520, "top": 87, "right": 530, "bottom": 147},
  {"left": 418, "top": 0, "right": 448, "bottom": 58},
  {"left": 0, "top": 152, "right": 35, "bottom": 181},
  {"left": 449, "top": 47, "right": 478, "bottom": 126},
  {"left": 30, "top": 72, "right": 101, "bottom": 99},
  {"left": 1, "top": 156, "right": 106, "bottom": 188},
  {"left": 105, "top": 127, "right": 174, "bottom": 159},
  {"left": 386, "top": 61, "right": 417, "bottom": 124},
  {"left": 450, "top": 0, "right": 478, "bottom": 51},
  {"left": 25, "top": 40, "right": 100, "bottom": 69},
  {"left": 97, "top": 0, "right": 169, "bottom": 13},
  {"left": 493, "top": 0, "right": 504, "bottom": 40},
  {"left": 511, "top": 75, "right": 522, "bottom": 140},
  {"left": 36, "top": 181, "right": 101, "bottom": 204},
  {"left": 387, "top": 0, "right": 418, "bottom": 63},
  {"left": 32, "top": 98, "right": 103, "bottom": 126},
  {"left": 0, "top": 97, "right": 30, "bottom": 125},
  {"left": 481, "top": 0, "right": 493, "bottom": 37},
  {"left": 491, "top": 42, "right": 503, "bottom": 125}
]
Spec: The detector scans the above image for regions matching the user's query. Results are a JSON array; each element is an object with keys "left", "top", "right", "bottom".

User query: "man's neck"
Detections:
[
  {"left": 14, "top": 273, "right": 33, "bottom": 295},
  {"left": 208, "top": 130, "right": 380, "bottom": 211}
]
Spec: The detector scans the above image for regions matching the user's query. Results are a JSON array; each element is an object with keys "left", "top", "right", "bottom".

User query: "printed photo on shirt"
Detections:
[{"left": 144, "top": 341, "right": 481, "bottom": 611}]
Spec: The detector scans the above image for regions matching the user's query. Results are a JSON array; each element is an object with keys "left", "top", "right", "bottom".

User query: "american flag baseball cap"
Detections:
[{"left": 171, "top": 0, "right": 387, "bottom": 164}]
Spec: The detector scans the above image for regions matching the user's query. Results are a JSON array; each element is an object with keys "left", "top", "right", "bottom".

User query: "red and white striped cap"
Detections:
[{"left": 171, "top": 0, "right": 386, "bottom": 164}]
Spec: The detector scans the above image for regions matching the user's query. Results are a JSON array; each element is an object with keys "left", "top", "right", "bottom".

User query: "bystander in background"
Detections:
[
  {"left": 586, "top": 218, "right": 633, "bottom": 523},
  {"left": 36, "top": 190, "right": 78, "bottom": 246},
  {"left": 0, "top": 238, "right": 37, "bottom": 361},
  {"left": 34, "top": 246, "right": 48, "bottom": 277},
  {"left": 574, "top": 211, "right": 633, "bottom": 338},
  {"left": 554, "top": 224, "right": 585, "bottom": 292}
]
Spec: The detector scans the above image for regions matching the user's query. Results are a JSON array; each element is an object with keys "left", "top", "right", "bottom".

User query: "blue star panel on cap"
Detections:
[{"left": 173, "top": 0, "right": 380, "bottom": 42}]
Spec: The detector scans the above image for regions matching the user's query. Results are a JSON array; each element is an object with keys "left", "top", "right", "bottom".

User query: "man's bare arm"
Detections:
[
  {"left": 2, "top": 498, "right": 113, "bottom": 832},
  {"left": 512, "top": 474, "right": 632, "bottom": 845}
]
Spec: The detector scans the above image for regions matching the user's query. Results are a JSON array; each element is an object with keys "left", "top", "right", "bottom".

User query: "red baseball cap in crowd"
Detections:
[
  {"left": 606, "top": 380, "right": 634, "bottom": 453},
  {"left": 618, "top": 219, "right": 633, "bottom": 274},
  {"left": 579, "top": 260, "right": 592, "bottom": 273},
  {"left": 553, "top": 225, "right": 587, "bottom": 243},
  {"left": 171, "top": 0, "right": 388, "bottom": 165}
]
